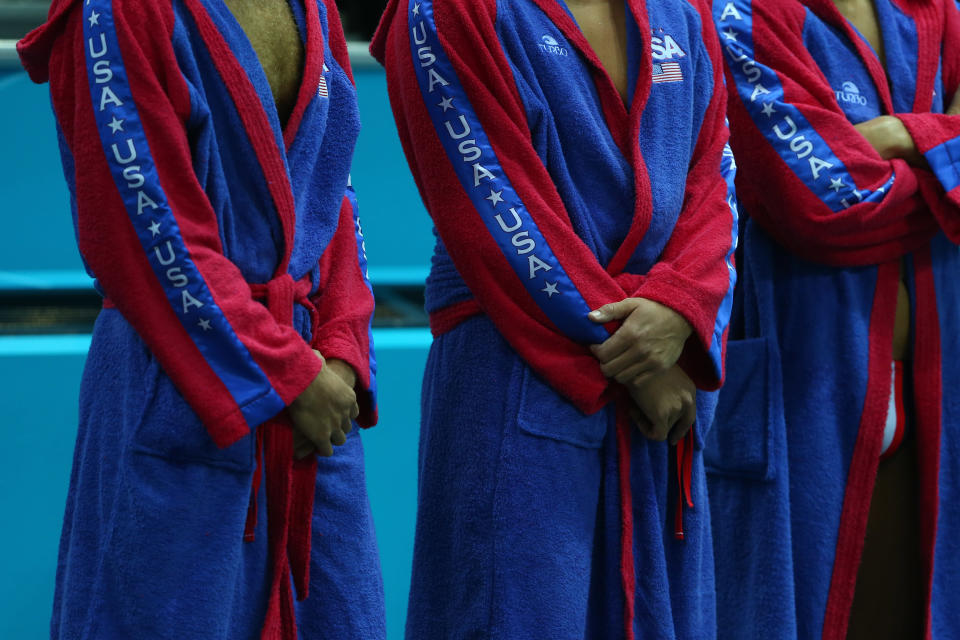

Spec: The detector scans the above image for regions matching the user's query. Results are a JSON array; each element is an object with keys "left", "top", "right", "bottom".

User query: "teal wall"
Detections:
[
  {"left": 352, "top": 67, "right": 435, "bottom": 284},
  {"left": 0, "top": 331, "right": 428, "bottom": 639},
  {"left": 0, "top": 339, "right": 86, "bottom": 640},
  {"left": 0, "top": 69, "right": 79, "bottom": 275},
  {"left": 0, "top": 58, "right": 433, "bottom": 638}
]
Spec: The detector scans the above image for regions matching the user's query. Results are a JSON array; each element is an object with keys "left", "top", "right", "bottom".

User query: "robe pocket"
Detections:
[
  {"left": 516, "top": 365, "right": 607, "bottom": 449},
  {"left": 131, "top": 357, "right": 255, "bottom": 473},
  {"left": 704, "top": 337, "right": 783, "bottom": 482}
]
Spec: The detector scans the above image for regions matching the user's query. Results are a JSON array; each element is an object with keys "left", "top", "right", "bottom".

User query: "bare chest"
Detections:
[
  {"left": 567, "top": 1, "right": 629, "bottom": 103},
  {"left": 834, "top": 0, "right": 887, "bottom": 69},
  {"left": 222, "top": 0, "right": 305, "bottom": 124}
]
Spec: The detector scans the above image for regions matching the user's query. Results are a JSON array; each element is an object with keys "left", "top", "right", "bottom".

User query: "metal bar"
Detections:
[
  {"left": 0, "top": 39, "right": 21, "bottom": 71},
  {"left": 347, "top": 41, "right": 379, "bottom": 70},
  {"left": 0, "top": 326, "right": 433, "bottom": 356},
  {"left": 2, "top": 38, "right": 377, "bottom": 72}
]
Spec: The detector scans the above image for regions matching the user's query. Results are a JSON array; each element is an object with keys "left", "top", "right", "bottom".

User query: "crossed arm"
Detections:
[
  {"left": 615, "top": 48, "right": 960, "bottom": 447},
  {"left": 853, "top": 91, "right": 960, "bottom": 167}
]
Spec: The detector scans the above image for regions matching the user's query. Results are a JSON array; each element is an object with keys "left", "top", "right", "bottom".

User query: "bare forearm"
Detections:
[{"left": 854, "top": 115, "right": 925, "bottom": 167}]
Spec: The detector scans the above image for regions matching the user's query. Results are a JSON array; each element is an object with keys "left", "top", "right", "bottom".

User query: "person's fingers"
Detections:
[
  {"left": 292, "top": 425, "right": 314, "bottom": 459},
  {"left": 649, "top": 419, "right": 670, "bottom": 442},
  {"left": 295, "top": 441, "right": 316, "bottom": 459},
  {"left": 330, "top": 428, "right": 347, "bottom": 447},
  {"left": 589, "top": 299, "right": 636, "bottom": 323},
  {"left": 295, "top": 443, "right": 316, "bottom": 460},
  {"left": 681, "top": 397, "right": 697, "bottom": 429},
  {"left": 350, "top": 400, "right": 360, "bottom": 421},
  {"left": 630, "top": 407, "right": 654, "bottom": 436},
  {"left": 668, "top": 398, "right": 697, "bottom": 445},
  {"left": 591, "top": 326, "right": 635, "bottom": 363},
  {"left": 668, "top": 420, "right": 693, "bottom": 445},
  {"left": 311, "top": 426, "right": 334, "bottom": 458},
  {"left": 635, "top": 409, "right": 668, "bottom": 441},
  {"left": 293, "top": 430, "right": 316, "bottom": 460},
  {"left": 631, "top": 369, "right": 657, "bottom": 389},
  {"left": 597, "top": 346, "right": 636, "bottom": 377},
  {"left": 339, "top": 412, "right": 354, "bottom": 439},
  {"left": 604, "top": 355, "right": 654, "bottom": 383}
]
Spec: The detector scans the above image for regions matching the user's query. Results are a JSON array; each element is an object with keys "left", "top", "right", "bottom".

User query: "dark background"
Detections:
[
  {"left": 337, "top": 0, "right": 389, "bottom": 39},
  {"left": 0, "top": 0, "right": 390, "bottom": 40}
]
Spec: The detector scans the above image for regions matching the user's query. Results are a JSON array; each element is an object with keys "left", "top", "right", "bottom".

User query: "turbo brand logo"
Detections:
[
  {"left": 835, "top": 81, "right": 868, "bottom": 106},
  {"left": 538, "top": 34, "right": 569, "bottom": 56}
]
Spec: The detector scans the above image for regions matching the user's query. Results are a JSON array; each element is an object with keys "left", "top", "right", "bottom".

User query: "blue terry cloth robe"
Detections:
[
  {"left": 371, "top": 0, "right": 739, "bottom": 637},
  {"left": 706, "top": 0, "right": 960, "bottom": 637},
  {"left": 17, "top": 0, "right": 384, "bottom": 638}
]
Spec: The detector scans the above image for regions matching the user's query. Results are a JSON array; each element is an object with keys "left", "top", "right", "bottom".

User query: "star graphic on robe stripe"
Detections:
[
  {"left": 829, "top": 177, "right": 844, "bottom": 192},
  {"left": 723, "top": 29, "right": 738, "bottom": 41},
  {"left": 108, "top": 116, "right": 124, "bottom": 134},
  {"left": 542, "top": 281, "right": 559, "bottom": 298},
  {"left": 760, "top": 102, "right": 776, "bottom": 117},
  {"left": 852, "top": 188, "right": 863, "bottom": 201},
  {"left": 88, "top": 10, "right": 100, "bottom": 26},
  {"left": 413, "top": 2, "right": 421, "bottom": 15},
  {"left": 438, "top": 96, "right": 454, "bottom": 112},
  {"left": 147, "top": 220, "right": 161, "bottom": 236},
  {"left": 486, "top": 189, "right": 504, "bottom": 207},
  {"left": 323, "top": 63, "right": 329, "bottom": 73},
  {"left": 198, "top": 318, "right": 212, "bottom": 331}
]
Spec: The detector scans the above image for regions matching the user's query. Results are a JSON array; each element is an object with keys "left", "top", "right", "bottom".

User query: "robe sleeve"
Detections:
[
  {"left": 632, "top": 3, "right": 738, "bottom": 389},
  {"left": 309, "top": 188, "right": 378, "bottom": 427},
  {"left": 45, "top": 0, "right": 321, "bottom": 446},
  {"left": 896, "top": 112, "right": 960, "bottom": 211},
  {"left": 895, "top": 0, "right": 960, "bottom": 210},
  {"left": 714, "top": 0, "right": 952, "bottom": 267}
]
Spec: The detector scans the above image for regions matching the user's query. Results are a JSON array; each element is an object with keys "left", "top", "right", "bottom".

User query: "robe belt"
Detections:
[
  {"left": 247, "top": 272, "right": 320, "bottom": 640},
  {"left": 431, "top": 301, "right": 695, "bottom": 640},
  {"left": 616, "top": 405, "right": 695, "bottom": 640}
]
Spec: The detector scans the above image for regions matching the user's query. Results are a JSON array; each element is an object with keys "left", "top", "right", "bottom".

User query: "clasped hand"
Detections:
[
  {"left": 289, "top": 351, "right": 359, "bottom": 459},
  {"left": 590, "top": 298, "right": 696, "bottom": 444}
]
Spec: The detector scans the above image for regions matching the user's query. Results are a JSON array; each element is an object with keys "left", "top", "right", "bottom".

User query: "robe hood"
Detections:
[
  {"left": 368, "top": 0, "right": 403, "bottom": 65},
  {"left": 17, "top": 0, "right": 78, "bottom": 84}
]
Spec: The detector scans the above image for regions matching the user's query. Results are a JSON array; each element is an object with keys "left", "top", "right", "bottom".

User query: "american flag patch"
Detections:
[
  {"left": 318, "top": 76, "right": 328, "bottom": 98},
  {"left": 652, "top": 61, "right": 683, "bottom": 84}
]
